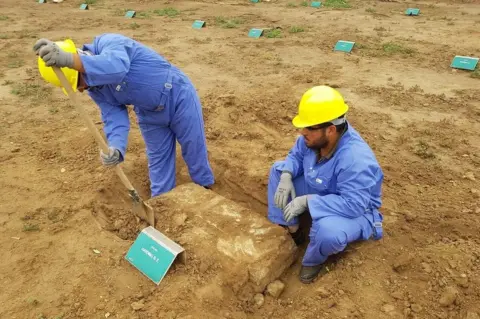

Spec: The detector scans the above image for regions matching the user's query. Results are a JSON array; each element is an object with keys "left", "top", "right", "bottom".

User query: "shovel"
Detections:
[{"left": 52, "top": 67, "right": 155, "bottom": 227}]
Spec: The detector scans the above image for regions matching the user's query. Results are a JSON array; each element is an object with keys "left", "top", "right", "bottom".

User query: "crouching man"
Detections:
[{"left": 267, "top": 86, "right": 384, "bottom": 283}]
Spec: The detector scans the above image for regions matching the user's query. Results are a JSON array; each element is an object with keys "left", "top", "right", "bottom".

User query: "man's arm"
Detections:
[
  {"left": 89, "top": 92, "right": 130, "bottom": 159},
  {"left": 308, "top": 153, "right": 381, "bottom": 219},
  {"left": 280, "top": 136, "right": 307, "bottom": 178}
]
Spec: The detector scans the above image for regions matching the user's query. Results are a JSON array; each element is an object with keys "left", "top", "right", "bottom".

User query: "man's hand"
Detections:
[
  {"left": 274, "top": 172, "right": 296, "bottom": 210},
  {"left": 100, "top": 147, "right": 122, "bottom": 167},
  {"left": 34, "top": 38, "right": 74, "bottom": 68},
  {"left": 283, "top": 195, "right": 308, "bottom": 223}
]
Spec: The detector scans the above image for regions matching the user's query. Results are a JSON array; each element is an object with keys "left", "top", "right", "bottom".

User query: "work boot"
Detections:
[{"left": 299, "top": 264, "right": 324, "bottom": 284}]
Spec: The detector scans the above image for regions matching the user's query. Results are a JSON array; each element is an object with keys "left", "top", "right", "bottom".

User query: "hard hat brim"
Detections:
[{"left": 292, "top": 103, "right": 349, "bottom": 128}]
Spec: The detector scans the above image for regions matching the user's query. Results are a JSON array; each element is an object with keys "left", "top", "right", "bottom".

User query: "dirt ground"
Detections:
[{"left": 1, "top": 0, "right": 479, "bottom": 318}]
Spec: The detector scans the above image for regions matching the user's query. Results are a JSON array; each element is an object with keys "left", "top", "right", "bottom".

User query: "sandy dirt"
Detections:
[{"left": 0, "top": 0, "right": 479, "bottom": 318}]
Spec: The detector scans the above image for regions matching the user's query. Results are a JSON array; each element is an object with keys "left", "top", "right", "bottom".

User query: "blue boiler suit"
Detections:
[
  {"left": 268, "top": 124, "right": 384, "bottom": 266},
  {"left": 78, "top": 33, "right": 214, "bottom": 196}
]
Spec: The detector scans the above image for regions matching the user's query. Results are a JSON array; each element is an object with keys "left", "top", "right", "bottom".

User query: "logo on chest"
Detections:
[{"left": 315, "top": 178, "right": 323, "bottom": 184}]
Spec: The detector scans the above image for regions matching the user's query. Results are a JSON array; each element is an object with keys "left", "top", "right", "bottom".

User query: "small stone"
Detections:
[
  {"left": 382, "top": 304, "right": 395, "bottom": 313},
  {"left": 253, "top": 294, "right": 264, "bottom": 307},
  {"left": 456, "top": 275, "right": 469, "bottom": 288},
  {"left": 61, "top": 168, "right": 66, "bottom": 173},
  {"left": 131, "top": 301, "right": 144, "bottom": 311},
  {"left": 327, "top": 299, "right": 337, "bottom": 308},
  {"left": 421, "top": 262, "right": 432, "bottom": 274},
  {"left": 173, "top": 213, "right": 188, "bottom": 227},
  {"left": 316, "top": 287, "right": 330, "bottom": 298},
  {"left": 404, "top": 212, "right": 416, "bottom": 222},
  {"left": 439, "top": 286, "right": 458, "bottom": 307},
  {"left": 411, "top": 304, "right": 423, "bottom": 313},
  {"left": 391, "top": 291, "right": 403, "bottom": 300},
  {"left": 475, "top": 207, "right": 480, "bottom": 214},
  {"left": 266, "top": 280, "right": 285, "bottom": 299},
  {"left": 464, "top": 172, "right": 476, "bottom": 181},
  {"left": 393, "top": 253, "right": 412, "bottom": 272},
  {"left": 338, "top": 289, "right": 345, "bottom": 295},
  {"left": 466, "top": 311, "right": 480, "bottom": 319},
  {"left": 11, "top": 147, "right": 20, "bottom": 153},
  {"left": 105, "top": 313, "right": 111, "bottom": 318},
  {"left": 96, "top": 304, "right": 105, "bottom": 310}
]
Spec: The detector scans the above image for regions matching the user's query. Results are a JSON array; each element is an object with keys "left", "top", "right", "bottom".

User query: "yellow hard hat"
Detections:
[
  {"left": 37, "top": 39, "right": 78, "bottom": 95},
  {"left": 292, "top": 86, "right": 349, "bottom": 128}
]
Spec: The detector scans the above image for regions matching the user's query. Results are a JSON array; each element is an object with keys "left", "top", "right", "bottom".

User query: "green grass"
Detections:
[
  {"left": 366, "top": 7, "right": 376, "bottom": 13},
  {"left": 265, "top": 29, "right": 282, "bottom": 38},
  {"left": 323, "top": 0, "right": 351, "bottom": 8},
  {"left": 153, "top": 8, "right": 180, "bottom": 17},
  {"left": 84, "top": 0, "right": 96, "bottom": 4},
  {"left": 129, "top": 22, "right": 140, "bottom": 29},
  {"left": 8, "top": 61, "right": 23, "bottom": 68},
  {"left": 289, "top": 26, "right": 305, "bottom": 33},
  {"left": 23, "top": 223, "right": 40, "bottom": 232},
  {"left": 301, "top": 1, "right": 308, "bottom": 6},
  {"left": 382, "top": 42, "right": 416, "bottom": 55},
  {"left": 0, "top": 34, "right": 9, "bottom": 39},
  {"left": 0, "top": 15, "right": 8, "bottom": 21},
  {"left": 215, "top": 16, "right": 244, "bottom": 28},
  {"left": 10, "top": 82, "right": 52, "bottom": 99},
  {"left": 287, "top": 2, "right": 297, "bottom": 7},
  {"left": 471, "top": 68, "right": 480, "bottom": 79},
  {"left": 414, "top": 141, "right": 436, "bottom": 159},
  {"left": 136, "top": 11, "right": 151, "bottom": 19}
]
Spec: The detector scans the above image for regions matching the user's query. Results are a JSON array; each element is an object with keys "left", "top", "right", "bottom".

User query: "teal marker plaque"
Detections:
[
  {"left": 125, "top": 226, "right": 185, "bottom": 285},
  {"left": 450, "top": 56, "right": 479, "bottom": 71},
  {"left": 334, "top": 40, "right": 355, "bottom": 53}
]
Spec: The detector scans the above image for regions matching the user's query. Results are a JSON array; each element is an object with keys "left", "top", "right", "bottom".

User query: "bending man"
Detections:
[
  {"left": 34, "top": 34, "right": 214, "bottom": 197},
  {"left": 268, "top": 86, "right": 384, "bottom": 283}
]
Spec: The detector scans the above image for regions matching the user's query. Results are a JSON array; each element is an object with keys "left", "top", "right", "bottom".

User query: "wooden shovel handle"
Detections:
[{"left": 52, "top": 67, "right": 136, "bottom": 192}]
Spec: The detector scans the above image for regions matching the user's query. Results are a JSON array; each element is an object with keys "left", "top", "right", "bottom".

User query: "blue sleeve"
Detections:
[
  {"left": 308, "top": 152, "right": 379, "bottom": 219},
  {"left": 280, "top": 136, "right": 306, "bottom": 178},
  {"left": 80, "top": 34, "right": 132, "bottom": 86},
  {"left": 89, "top": 92, "right": 130, "bottom": 159}
]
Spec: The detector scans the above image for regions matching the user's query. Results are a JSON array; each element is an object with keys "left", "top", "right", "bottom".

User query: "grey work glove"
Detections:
[
  {"left": 283, "top": 195, "right": 308, "bottom": 223},
  {"left": 100, "top": 147, "right": 121, "bottom": 167},
  {"left": 274, "top": 172, "right": 296, "bottom": 210},
  {"left": 34, "top": 38, "right": 74, "bottom": 68}
]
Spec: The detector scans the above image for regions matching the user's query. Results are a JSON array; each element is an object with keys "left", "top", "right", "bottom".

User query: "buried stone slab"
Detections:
[{"left": 147, "top": 183, "right": 297, "bottom": 294}]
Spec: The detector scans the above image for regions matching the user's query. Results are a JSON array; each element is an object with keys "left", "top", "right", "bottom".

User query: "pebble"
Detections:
[
  {"left": 411, "top": 304, "right": 423, "bottom": 313},
  {"left": 253, "top": 294, "right": 264, "bottom": 307},
  {"left": 131, "top": 301, "right": 145, "bottom": 311},
  {"left": 105, "top": 313, "right": 111, "bottom": 318},
  {"left": 316, "top": 287, "right": 330, "bottom": 298},
  {"left": 421, "top": 262, "right": 432, "bottom": 274},
  {"left": 382, "top": 304, "right": 395, "bottom": 313},
  {"left": 464, "top": 172, "right": 476, "bottom": 181},
  {"left": 439, "top": 286, "right": 458, "bottom": 307},
  {"left": 404, "top": 212, "right": 416, "bottom": 222},
  {"left": 327, "top": 299, "right": 337, "bottom": 308},
  {"left": 393, "top": 253, "right": 412, "bottom": 272},
  {"left": 266, "top": 280, "right": 285, "bottom": 298},
  {"left": 173, "top": 213, "right": 188, "bottom": 227},
  {"left": 61, "top": 168, "right": 66, "bottom": 173},
  {"left": 466, "top": 311, "right": 480, "bottom": 319},
  {"left": 456, "top": 275, "right": 469, "bottom": 288}
]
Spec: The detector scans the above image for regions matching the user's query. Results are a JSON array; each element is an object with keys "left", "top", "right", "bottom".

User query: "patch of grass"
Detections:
[
  {"left": 382, "top": 42, "right": 416, "bottom": 55},
  {"left": 301, "top": 1, "right": 308, "bottom": 6},
  {"left": 129, "top": 22, "right": 140, "bottom": 29},
  {"left": 23, "top": 223, "right": 40, "bottom": 232},
  {"left": 27, "top": 298, "right": 39, "bottom": 306},
  {"left": 2, "top": 80, "right": 14, "bottom": 85},
  {"left": 0, "top": 15, "right": 8, "bottom": 21},
  {"left": 85, "top": 0, "right": 96, "bottom": 4},
  {"left": 374, "top": 26, "right": 387, "bottom": 31},
  {"left": 0, "top": 34, "right": 9, "bottom": 39},
  {"left": 323, "top": 0, "right": 351, "bottom": 9},
  {"left": 289, "top": 26, "right": 305, "bottom": 33},
  {"left": 366, "top": 8, "right": 376, "bottom": 13},
  {"left": 10, "top": 82, "right": 51, "bottom": 99},
  {"left": 136, "top": 11, "right": 151, "bottom": 19},
  {"left": 114, "top": 8, "right": 133, "bottom": 16},
  {"left": 215, "top": 16, "right": 244, "bottom": 28},
  {"left": 153, "top": 8, "right": 180, "bottom": 17},
  {"left": 471, "top": 68, "right": 480, "bottom": 79},
  {"left": 8, "top": 61, "right": 23, "bottom": 68},
  {"left": 265, "top": 29, "right": 282, "bottom": 38},
  {"left": 287, "top": 2, "right": 297, "bottom": 7},
  {"left": 413, "top": 141, "right": 436, "bottom": 159}
]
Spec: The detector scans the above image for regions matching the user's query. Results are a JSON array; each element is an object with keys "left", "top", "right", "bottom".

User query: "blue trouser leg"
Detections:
[
  {"left": 302, "top": 214, "right": 374, "bottom": 266},
  {"left": 170, "top": 84, "right": 214, "bottom": 188},
  {"left": 139, "top": 125, "right": 176, "bottom": 197},
  {"left": 267, "top": 161, "right": 309, "bottom": 226}
]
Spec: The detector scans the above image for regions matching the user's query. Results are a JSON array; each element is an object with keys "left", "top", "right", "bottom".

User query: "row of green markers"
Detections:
[{"left": 38, "top": 0, "right": 479, "bottom": 72}]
